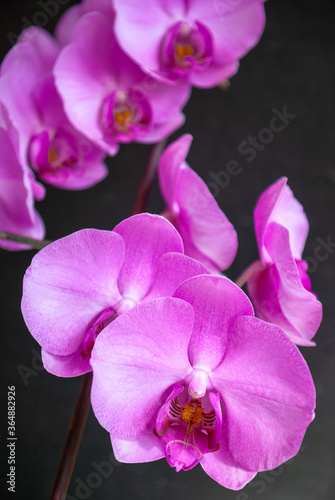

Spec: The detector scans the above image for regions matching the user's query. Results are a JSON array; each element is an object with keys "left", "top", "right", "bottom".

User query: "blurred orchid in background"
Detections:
[
  {"left": 0, "top": 27, "right": 108, "bottom": 190},
  {"left": 0, "top": 106, "right": 45, "bottom": 250},
  {"left": 54, "top": 11, "right": 191, "bottom": 156},
  {"left": 113, "top": 0, "right": 266, "bottom": 87}
]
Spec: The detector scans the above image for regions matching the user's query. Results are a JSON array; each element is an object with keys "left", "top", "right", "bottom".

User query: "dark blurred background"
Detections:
[{"left": 1, "top": 1, "right": 334, "bottom": 498}]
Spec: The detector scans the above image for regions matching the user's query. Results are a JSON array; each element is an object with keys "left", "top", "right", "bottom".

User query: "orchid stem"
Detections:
[
  {"left": 49, "top": 140, "right": 167, "bottom": 499},
  {"left": 235, "top": 260, "right": 263, "bottom": 288},
  {"left": 131, "top": 139, "right": 167, "bottom": 215},
  {"left": 50, "top": 372, "right": 92, "bottom": 500},
  {"left": 0, "top": 231, "right": 51, "bottom": 250}
]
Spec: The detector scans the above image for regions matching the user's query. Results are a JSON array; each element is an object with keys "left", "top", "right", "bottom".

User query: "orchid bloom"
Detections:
[
  {"left": 113, "top": 0, "right": 266, "bottom": 87},
  {"left": 246, "top": 177, "right": 322, "bottom": 346},
  {"left": 21, "top": 213, "right": 208, "bottom": 377},
  {"left": 158, "top": 134, "right": 238, "bottom": 273},
  {"left": 0, "top": 27, "right": 107, "bottom": 190},
  {"left": 90, "top": 274, "right": 315, "bottom": 490},
  {"left": 54, "top": 11, "right": 191, "bottom": 156},
  {"left": 0, "top": 106, "right": 45, "bottom": 251}
]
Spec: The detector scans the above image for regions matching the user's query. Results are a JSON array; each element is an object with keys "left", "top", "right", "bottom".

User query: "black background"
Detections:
[{"left": 1, "top": 1, "right": 334, "bottom": 499}]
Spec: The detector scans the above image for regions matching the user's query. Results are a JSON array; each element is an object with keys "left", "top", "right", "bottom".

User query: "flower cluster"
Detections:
[
  {"left": 1, "top": 0, "right": 322, "bottom": 493},
  {"left": 21, "top": 140, "right": 321, "bottom": 490},
  {"left": 1, "top": 0, "right": 265, "bottom": 249}
]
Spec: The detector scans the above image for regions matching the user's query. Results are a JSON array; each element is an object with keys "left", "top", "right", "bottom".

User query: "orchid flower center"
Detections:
[
  {"left": 100, "top": 90, "right": 152, "bottom": 139},
  {"left": 29, "top": 130, "right": 79, "bottom": 179},
  {"left": 162, "top": 21, "right": 213, "bottom": 73},
  {"left": 154, "top": 387, "right": 220, "bottom": 472}
]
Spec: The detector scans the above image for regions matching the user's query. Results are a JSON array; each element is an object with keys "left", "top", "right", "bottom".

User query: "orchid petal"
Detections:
[
  {"left": 112, "top": 433, "right": 165, "bottom": 463},
  {"left": 41, "top": 347, "right": 91, "bottom": 378},
  {"left": 158, "top": 134, "right": 193, "bottom": 205},
  {"left": 254, "top": 177, "right": 309, "bottom": 263},
  {"left": 174, "top": 275, "right": 254, "bottom": 371},
  {"left": 0, "top": 126, "right": 44, "bottom": 251},
  {"left": 18, "top": 27, "right": 60, "bottom": 71},
  {"left": 145, "top": 252, "right": 209, "bottom": 301},
  {"left": 54, "top": 12, "right": 120, "bottom": 155},
  {"left": 21, "top": 229, "right": 124, "bottom": 355},
  {"left": 175, "top": 167, "right": 238, "bottom": 272},
  {"left": 114, "top": 214, "right": 183, "bottom": 301},
  {"left": 211, "top": 315, "right": 316, "bottom": 472},
  {"left": 91, "top": 297, "right": 194, "bottom": 437},
  {"left": 248, "top": 222, "right": 322, "bottom": 345}
]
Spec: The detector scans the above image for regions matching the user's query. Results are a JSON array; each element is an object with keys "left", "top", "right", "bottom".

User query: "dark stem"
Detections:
[
  {"left": 131, "top": 138, "right": 167, "bottom": 215},
  {"left": 0, "top": 231, "right": 52, "bottom": 250},
  {"left": 49, "top": 140, "right": 166, "bottom": 499},
  {"left": 50, "top": 373, "right": 92, "bottom": 500},
  {"left": 235, "top": 260, "right": 264, "bottom": 288}
]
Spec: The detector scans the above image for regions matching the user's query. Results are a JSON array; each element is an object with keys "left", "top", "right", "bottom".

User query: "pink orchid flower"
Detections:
[
  {"left": 158, "top": 134, "right": 238, "bottom": 273},
  {"left": 0, "top": 106, "right": 45, "bottom": 251},
  {"left": 54, "top": 11, "right": 191, "bottom": 156},
  {"left": 113, "top": 0, "right": 266, "bottom": 87},
  {"left": 91, "top": 274, "right": 315, "bottom": 490},
  {"left": 21, "top": 213, "right": 208, "bottom": 377},
  {"left": 246, "top": 177, "right": 322, "bottom": 346},
  {"left": 0, "top": 27, "right": 107, "bottom": 190}
]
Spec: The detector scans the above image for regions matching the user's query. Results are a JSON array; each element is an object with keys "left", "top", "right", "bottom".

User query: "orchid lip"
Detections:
[
  {"left": 161, "top": 21, "right": 213, "bottom": 74},
  {"left": 154, "top": 384, "right": 221, "bottom": 472},
  {"left": 100, "top": 89, "right": 152, "bottom": 140},
  {"left": 28, "top": 129, "right": 80, "bottom": 180}
]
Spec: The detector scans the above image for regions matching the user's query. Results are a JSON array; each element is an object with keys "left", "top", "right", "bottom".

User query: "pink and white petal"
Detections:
[
  {"left": 113, "top": 0, "right": 176, "bottom": 72},
  {"left": 263, "top": 222, "right": 322, "bottom": 344},
  {"left": 158, "top": 134, "right": 192, "bottom": 207},
  {"left": 269, "top": 185, "right": 309, "bottom": 261},
  {"left": 145, "top": 252, "right": 209, "bottom": 300},
  {"left": 254, "top": 177, "right": 288, "bottom": 264},
  {"left": 175, "top": 167, "right": 238, "bottom": 271},
  {"left": 113, "top": 214, "right": 183, "bottom": 301},
  {"left": 174, "top": 275, "right": 254, "bottom": 371},
  {"left": 21, "top": 229, "right": 125, "bottom": 355},
  {"left": 91, "top": 297, "right": 194, "bottom": 437},
  {"left": 41, "top": 347, "right": 91, "bottom": 378},
  {"left": 210, "top": 315, "right": 316, "bottom": 472},
  {"left": 19, "top": 27, "right": 60, "bottom": 71}
]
